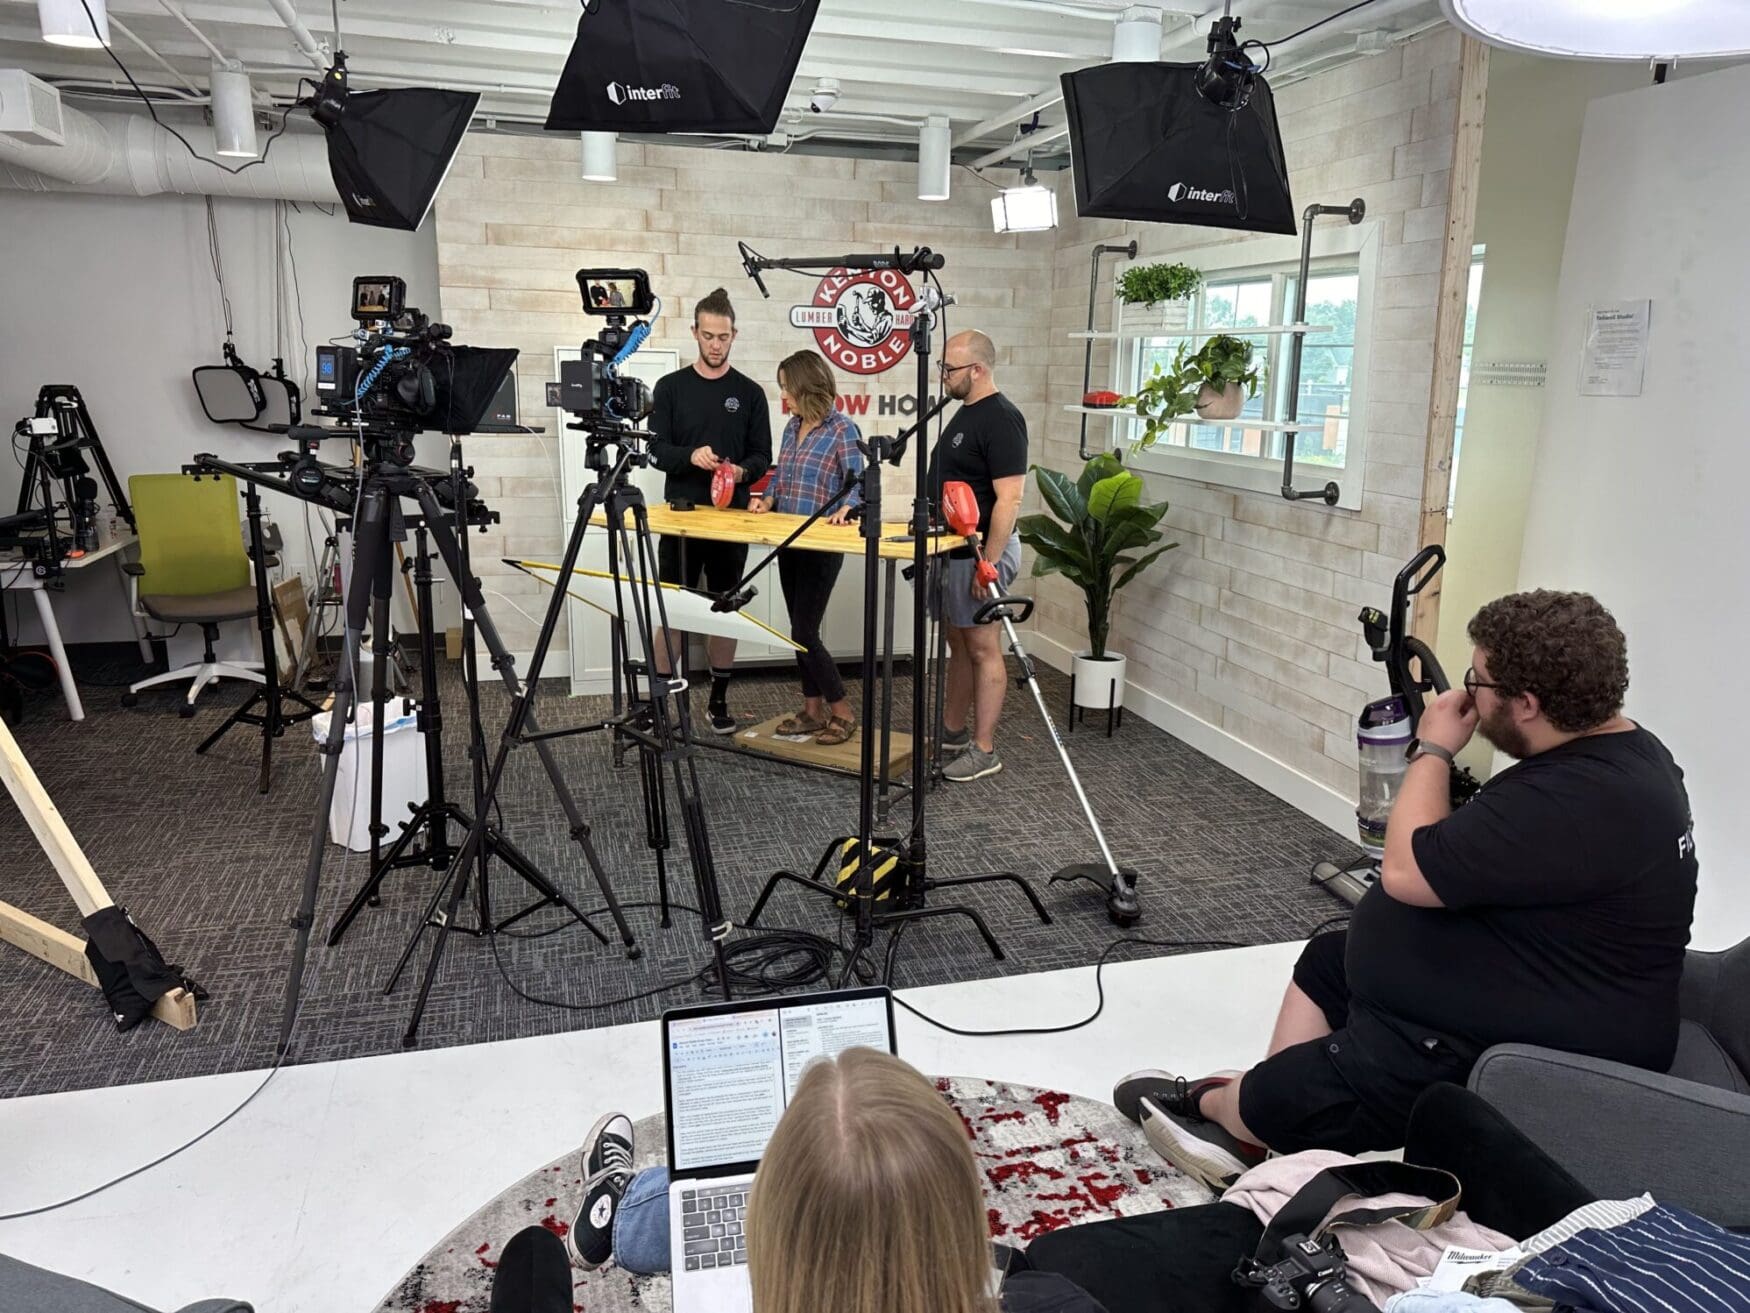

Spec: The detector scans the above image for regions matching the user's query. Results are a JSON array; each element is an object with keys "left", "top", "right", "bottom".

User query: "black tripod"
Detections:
[
  {"left": 196, "top": 431, "right": 640, "bottom": 1058},
  {"left": 192, "top": 477, "right": 321, "bottom": 793},
  {"left": 326, "top": 439, "right": 566, "bottom": 951},
  {"left": 495, "top": 428, "right": 737, "bottom": 1001},
  {"left": 736, "top": 247, "right": 1051, "bottom": 984}
]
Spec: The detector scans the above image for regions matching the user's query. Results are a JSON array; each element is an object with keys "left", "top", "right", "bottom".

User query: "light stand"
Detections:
[
  {"left": 191, "top": 476, "right": 322, "bottom": 793},
  {"left": 737, "top": 245, "right": 1051, "bottom": 983}
]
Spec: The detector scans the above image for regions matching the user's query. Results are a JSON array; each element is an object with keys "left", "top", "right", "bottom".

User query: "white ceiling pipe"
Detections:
[
  {"left": 969, "top": 122, "right": 1070, "bottom": 169},
  {"left": 953, "top": 86, "right": 1067, "bottom": 148},
  {"left": 155, "top": 0, "right": 227, "bottom": 64},
  {"left": 0, "top": 104, "right": 338, "bottom": 201},
  {"left": 108, "top": 16, "right": 201, "bottom": 94},
  {"left": 261, "top": 0, "right": 330, "bottom": 72}
]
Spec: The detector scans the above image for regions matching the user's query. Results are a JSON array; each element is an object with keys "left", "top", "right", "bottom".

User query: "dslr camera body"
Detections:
[
  {"left": 1236, "top": 1234, "right": 1378, "bottom": 1313},
  {"left": 551, "top": 268, "right": 656, "bottom": 434}
]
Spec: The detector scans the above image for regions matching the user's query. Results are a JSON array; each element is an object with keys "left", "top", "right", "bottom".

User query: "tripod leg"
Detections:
[
  {"left": 484, "top": 828, "right": 611, "bottom": 945},
  {"left": 367, "top": 551, "right": 393, "bottom": 887},
  {"left": 413, "top": 481, "right": 640, "bottom": 954},
  {"left": 638, "top": 742, "right": 673, "bottom": 928},
  {"left": 880, "top": 903, "right": 1005, "bottom": 966},
  {"left": 275, "top": 486, "right": 389, "bottom": 1059},
  {"left": 328, "top": 799, "right": 427, "bottom": 946}
]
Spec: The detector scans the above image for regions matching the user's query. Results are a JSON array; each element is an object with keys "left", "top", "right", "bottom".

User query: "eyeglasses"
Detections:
[
  {"left": 1463, "top": 668, "right": 1502, "bottom": 696},
  {"left": 938, "top": 361, "right": 977, "bottom": 376}
]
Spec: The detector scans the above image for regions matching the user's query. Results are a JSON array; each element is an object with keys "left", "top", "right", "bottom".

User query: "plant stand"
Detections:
[{"left": 1068, "top": 652, "right": 1126, "bottom": 738}]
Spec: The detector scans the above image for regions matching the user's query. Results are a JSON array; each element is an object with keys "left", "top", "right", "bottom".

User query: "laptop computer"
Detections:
[{"left": 663, "top": 986, "right": 897, "bottom": 1312}]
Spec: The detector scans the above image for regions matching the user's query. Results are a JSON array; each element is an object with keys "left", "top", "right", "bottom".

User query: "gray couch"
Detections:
[
  {"left": 0, "top": 1254, "right": 250, "bottom": 1313},
  {"left": 1469, "top": 937, "right": 1750, "bottom": 1228}
]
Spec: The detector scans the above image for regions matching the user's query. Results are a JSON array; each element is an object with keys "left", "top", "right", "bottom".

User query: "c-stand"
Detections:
[{"left": 736, "top": 246, "right": 1051, "bottom": 984}]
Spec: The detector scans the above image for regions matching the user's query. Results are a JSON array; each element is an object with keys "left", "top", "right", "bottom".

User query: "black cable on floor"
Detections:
[{"left": 890, "top": 935, "right": 1254, "bottom": 1038}]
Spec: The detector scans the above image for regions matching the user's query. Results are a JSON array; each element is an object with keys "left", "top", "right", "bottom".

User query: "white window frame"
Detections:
[{"left": 1110, "top": 221, "right": 1381, "bottom": 512}]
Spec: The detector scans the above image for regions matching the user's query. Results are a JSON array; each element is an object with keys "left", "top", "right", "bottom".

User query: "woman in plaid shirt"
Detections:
[{"left": 750, "top": 349, "right": 865, "bottom": 746}]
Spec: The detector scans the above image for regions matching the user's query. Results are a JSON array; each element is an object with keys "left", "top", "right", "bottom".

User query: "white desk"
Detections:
[{"left": 0, "top": 534, "right": 151, "bottom": 722}]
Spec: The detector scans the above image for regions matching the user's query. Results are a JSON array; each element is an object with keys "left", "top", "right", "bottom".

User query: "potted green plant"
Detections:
[
  {"left": 1184, "top": 333, "right": 1262, "bottom": 421},
  {"left": 1122, "top": 343, "right": 1198, "bottom": 451},
  {"left": 1018, "top": 452, "right": 1178, "bottom": 718},
  {"left": 1116, "top": 262, "right": 1202, "bottom": 307},
  {"left": 1115, "top": 262, "right": 1201, "bottom": 336}
]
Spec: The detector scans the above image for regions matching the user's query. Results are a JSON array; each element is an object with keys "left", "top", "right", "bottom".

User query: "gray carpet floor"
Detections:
[{"left": 0, "top": 646, "right": 1356, "bottom": 1100}]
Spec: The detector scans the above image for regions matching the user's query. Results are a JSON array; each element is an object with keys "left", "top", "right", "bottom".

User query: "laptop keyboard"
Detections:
[{"left": 680, "top": 1183, "right": 749, "bottom": 1270}]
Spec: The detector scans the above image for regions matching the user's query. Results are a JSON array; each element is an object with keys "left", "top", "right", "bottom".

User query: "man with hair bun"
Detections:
[
  {"left": 648, "top": 287, "right": 772, "bottom": 734},
  {"left": 1115, "top": 591, "right": 1700, "bottom": 1188}
]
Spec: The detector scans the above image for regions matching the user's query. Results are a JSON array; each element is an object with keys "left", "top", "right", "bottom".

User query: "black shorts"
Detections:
[
  {"left": 1237, "top": 931, "right": 1478, "bottom": 1155},
  {"left": 657, "top": 535, "right": 749, "bottom": 596}
]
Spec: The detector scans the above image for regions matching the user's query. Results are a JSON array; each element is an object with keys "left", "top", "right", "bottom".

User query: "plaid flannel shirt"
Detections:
[{"left": 761, "top": 408, "right": 864, "bottom": 516}]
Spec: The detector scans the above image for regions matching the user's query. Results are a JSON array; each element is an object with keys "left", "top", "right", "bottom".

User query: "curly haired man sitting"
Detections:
[{"left": 1114, "top": 591, "right": 1701, "bottom": 1188}]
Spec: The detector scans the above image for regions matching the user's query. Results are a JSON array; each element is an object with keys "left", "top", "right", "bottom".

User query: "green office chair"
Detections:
[{"left": 122, "top": 473, "right": 266, "bottom": 716}]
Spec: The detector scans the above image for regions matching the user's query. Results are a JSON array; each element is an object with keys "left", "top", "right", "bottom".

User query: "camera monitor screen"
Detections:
[
  {"left": 353, "top": 277, "right": 405, "bottom": 320},
  {"left": 578, "top": 269, "right": 655, "bottom": 316}
]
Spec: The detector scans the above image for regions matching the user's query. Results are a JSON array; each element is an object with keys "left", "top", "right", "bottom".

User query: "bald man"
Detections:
[{"left": 926, "top": 329, "right": 1028, "bottom": 781}]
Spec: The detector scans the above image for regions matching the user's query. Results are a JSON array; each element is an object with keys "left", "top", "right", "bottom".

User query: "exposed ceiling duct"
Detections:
[{"left": 0, "top": 95, "right": 338, "bottom": 202}]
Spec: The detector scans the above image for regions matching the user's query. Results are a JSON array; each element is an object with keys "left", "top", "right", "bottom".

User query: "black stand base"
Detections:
[
  {"left": 195, "top": 684, "right": 322, "bottom": 793},
  {"left": 1067, "top": 671, "right": 1124, "bottom": 737},
  {"left": 745, "top": 837, "right": 1053, "bottom": 985}
]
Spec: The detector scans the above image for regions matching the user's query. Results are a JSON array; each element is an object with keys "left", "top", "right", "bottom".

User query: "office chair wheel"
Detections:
[
  {"left": 179, "top": 703, "right": 197, "bottom": 719},
  {"left": 120, "top": 692, "right": 138, "bottom": 708}
]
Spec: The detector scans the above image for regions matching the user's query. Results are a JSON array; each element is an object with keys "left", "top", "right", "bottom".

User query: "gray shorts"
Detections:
[{"left": 933, "top": 533, "right": 1022, "bottom": 628}]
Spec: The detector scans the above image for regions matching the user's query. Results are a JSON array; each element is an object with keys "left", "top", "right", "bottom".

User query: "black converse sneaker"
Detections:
[{"left": 568, "top": 1112, "right": 634, "bottom": 1269}]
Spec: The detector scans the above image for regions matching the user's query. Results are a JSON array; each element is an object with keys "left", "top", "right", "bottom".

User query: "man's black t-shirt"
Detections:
[
  {"left": 648, "top": 366, "right": 772, "bottom": 509},
  {"left": 927, "top": 392, "right": 1029, "bottom": 544},
  {"left": 1346, "top": 725, "right": 1698, "bottom": 1072}
]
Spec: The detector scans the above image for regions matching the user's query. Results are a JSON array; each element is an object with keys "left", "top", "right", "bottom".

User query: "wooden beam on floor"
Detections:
[
  {"left": 0, "top": 899, "right": 198, "bottom": 1031},
  {"left": 1415, "top": 36, "right": 1491, "bottom": 644}
]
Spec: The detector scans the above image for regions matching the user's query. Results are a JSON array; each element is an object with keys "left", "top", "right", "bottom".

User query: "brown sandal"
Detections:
[
  {"left": 816, "top": 714, "right": 857, "bottom": 746},
  {"left": 776, "top": 709, "right": 830, "bottom": 735}
]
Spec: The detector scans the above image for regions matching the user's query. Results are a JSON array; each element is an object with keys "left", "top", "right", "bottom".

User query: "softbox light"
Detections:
[
  {"left": 1061, "top": 60, "right": 1296, "bottom": 235},
  {"left": 314, "top": 59, "right": 479, "bottom": 231},
  {"left": 545, "top": 0, "right": 822, "bottom": 136}
]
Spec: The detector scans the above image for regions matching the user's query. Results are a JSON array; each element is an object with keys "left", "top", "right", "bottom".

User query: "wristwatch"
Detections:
[{"left": 1406, "top": 739, "right": 1455, "bottom": 766}]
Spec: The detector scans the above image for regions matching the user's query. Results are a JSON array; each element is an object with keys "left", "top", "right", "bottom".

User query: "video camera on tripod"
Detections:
[
  {"left": 313, "top": 275, "right": 518, "bottom": 443},
  {"left": 549, "top": 268, "right": 657, "bottom": 434}
]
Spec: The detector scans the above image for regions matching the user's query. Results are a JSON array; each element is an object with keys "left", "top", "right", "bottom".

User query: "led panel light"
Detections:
[
  {"left": 1440, "top": 0, "right": 1750, "bottom": 60},
  {"left": 992, "top": 183, "right": 1058, "bottom": 233}
]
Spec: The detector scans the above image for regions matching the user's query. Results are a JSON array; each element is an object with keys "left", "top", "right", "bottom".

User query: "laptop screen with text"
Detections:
[{"left": 666, "top": 992, "right": 893, "bottom": 1174}]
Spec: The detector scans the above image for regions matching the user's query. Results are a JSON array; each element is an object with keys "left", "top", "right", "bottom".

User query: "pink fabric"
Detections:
[{"left": 1221, "top": 1151, "right": 1515, "bottom": 1305}]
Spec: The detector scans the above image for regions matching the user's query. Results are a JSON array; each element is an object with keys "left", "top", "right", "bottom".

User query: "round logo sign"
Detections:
[{"left": 789, "top": 268, "right": 918, "bottom": 376}]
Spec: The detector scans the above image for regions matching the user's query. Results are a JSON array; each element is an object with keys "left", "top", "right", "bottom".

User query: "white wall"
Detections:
[
  {"left": 0, "top": 189, "right": 441, "bottom": 649},
  {"left": 1438, "top": 53, "right": 1641, "bottom": 775},
  {"left": 1518, "top": 62, "right": 1750, "bottom": 949},
  {"left": 1041, "top": 29, "right": 1470, "bottom": 835}
]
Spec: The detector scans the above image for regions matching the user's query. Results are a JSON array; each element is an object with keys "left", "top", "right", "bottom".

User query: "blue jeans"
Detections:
[{"left": 614, "top": 1167, "right": 672, "bottom": 1274}]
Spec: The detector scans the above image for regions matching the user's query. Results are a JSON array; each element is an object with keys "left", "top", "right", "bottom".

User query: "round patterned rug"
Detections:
[{"left": 374, "top": 1077, "right": 1212, "bottom": 1313}]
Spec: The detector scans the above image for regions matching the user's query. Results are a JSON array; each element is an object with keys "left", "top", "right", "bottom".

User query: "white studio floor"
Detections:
[{"left": 0, "top": 940, "right": 1304, "bottom": 1313}]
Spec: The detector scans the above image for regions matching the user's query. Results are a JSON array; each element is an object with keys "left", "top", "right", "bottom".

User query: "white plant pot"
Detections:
[
  {"left": 1117, "top": 298, "right": 1191, "bottom": 338},
  {"left": 1073, "top": 652, "right": 1127, "bottom": 711},
  {"left": 1195, "top": 382, "right": 1246, "bottom": 420}
]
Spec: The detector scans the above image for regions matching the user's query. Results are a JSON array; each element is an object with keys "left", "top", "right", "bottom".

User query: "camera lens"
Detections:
[{"left": 1307, "top": 1276, "right": 1378, "bottom": 1313}]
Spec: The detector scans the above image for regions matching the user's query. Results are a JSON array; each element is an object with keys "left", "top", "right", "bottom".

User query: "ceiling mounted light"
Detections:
[
  {"left": 1439, "top": 0, "right": 1750, "bottom": 60},
  {"left": 992, "top": 167, "right": 1057, "bottom": 233},
  {"left": 918, "top": 113, "right": 950, "bottom": 201},
  {"left": 580, "top": 130, "right": 617, "bottom": 181},
  {"left": 38, "top": 0, "right": 109, "bottom": 48},
  {"left": 210, "top": 60, "right": 259, "bottom": 159},
  {"left": 1111, "top": 5, "right": 1163, "bottom": 62}
]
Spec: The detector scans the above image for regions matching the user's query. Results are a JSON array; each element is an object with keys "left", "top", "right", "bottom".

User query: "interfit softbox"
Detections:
[
  {"left": 324, "top": 86, "right": 480, "bottom": 230},
  {"left": 545, "top": 0, "right": 821, "bottom": 136},
  {"left": 1061, "top": 61, "right": 1297, "bottom": 236}
]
